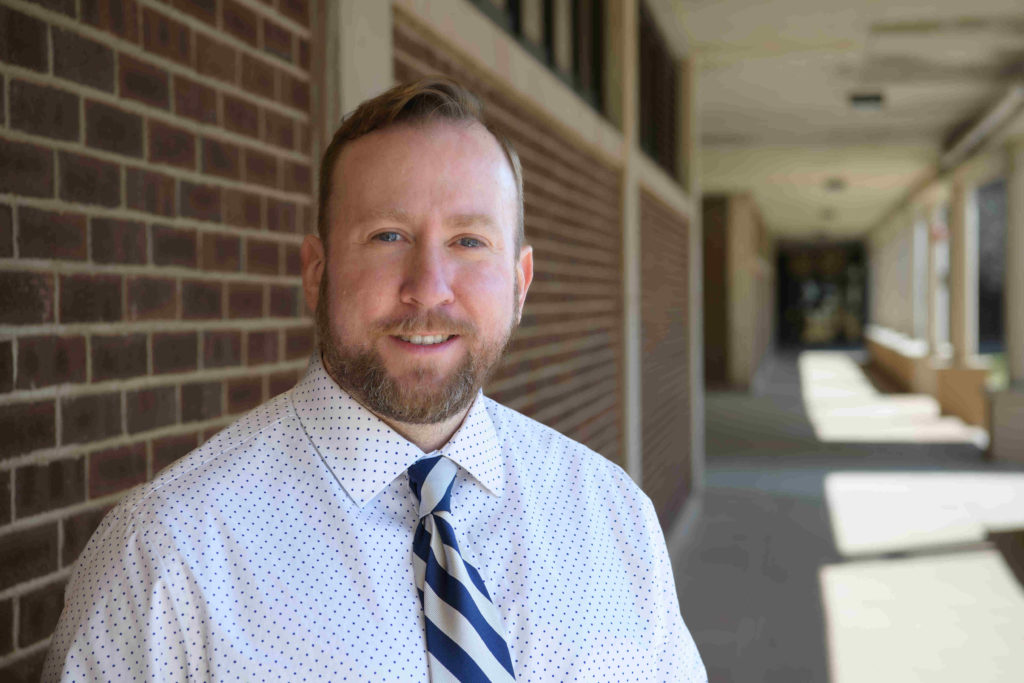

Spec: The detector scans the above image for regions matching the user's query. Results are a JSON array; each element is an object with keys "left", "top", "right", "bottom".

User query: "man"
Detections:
[{"left": 45, "top": 78, "right": 706, "bottom": 681}]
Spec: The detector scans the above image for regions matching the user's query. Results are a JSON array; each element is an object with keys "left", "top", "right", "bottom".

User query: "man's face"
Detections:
[{"left": 302, "top": 120, "right": 533, "bottom": 424}]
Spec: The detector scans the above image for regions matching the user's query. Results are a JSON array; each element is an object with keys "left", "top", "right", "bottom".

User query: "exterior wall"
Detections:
[
  {"left": 393, "top": 11, "right": 626, "bottom": 465},
  {"left": 702, "top": 196, "right": 728, "bottom": 387},
  {"left": 869, "top": 215, "right": 916, "bottom": 337},
  {"left": 0, "top": 0, "right": 314, "bottom": 676},
  {"left": 640, "top": 189, "right": 690, "bottom": 526}
]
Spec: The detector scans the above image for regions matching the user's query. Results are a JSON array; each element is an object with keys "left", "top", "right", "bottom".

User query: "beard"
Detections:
[{"left": 315, "top": 270, "right": 520, "bottom": 425}]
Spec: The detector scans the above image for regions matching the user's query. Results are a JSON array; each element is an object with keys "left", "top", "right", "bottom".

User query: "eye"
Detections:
[
  {"left": 371, "top": 231, "right": 402, "bottom": 243},
  {"left": 456, "top": 236, "right": 484, "bottom": 248}
]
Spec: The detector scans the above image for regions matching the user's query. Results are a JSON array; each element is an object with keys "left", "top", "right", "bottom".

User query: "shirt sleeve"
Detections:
[
  {"left": 42, "top": 514, "right": 196, "bottom": 683},
  {"left": 641, "top": 495, "right": 708, "bottom": 682}
]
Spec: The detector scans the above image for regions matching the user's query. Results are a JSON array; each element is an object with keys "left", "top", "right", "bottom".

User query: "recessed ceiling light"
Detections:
[
  {"left": 822, "top": 208, "right": 836, "bottom": 221},
  {"left": 849, "top": 92, "right": 884, "bottom": 110}
]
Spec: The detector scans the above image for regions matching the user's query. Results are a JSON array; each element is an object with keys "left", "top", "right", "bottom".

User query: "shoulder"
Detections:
[{"left": 482, "top": 395, "right": 651, "bottom": 512}]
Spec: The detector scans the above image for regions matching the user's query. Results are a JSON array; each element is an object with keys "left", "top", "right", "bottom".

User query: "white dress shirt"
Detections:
[{"left": 44, "top": 355, "right": 706, "bottom": 681}]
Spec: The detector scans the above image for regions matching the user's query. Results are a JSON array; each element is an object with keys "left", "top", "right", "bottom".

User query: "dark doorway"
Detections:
[{"left": 777, "top": 242, "right": 867, "bottom": 348}]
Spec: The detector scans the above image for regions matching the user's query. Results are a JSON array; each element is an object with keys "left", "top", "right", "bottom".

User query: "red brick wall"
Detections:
[
  {"left": 640, "top": 189, "right": 691, "bottom": 527},
  {"left": 0, "top": 0, "right": 314, "bottom": 677},
  {"left": 393, "top": 11, "right": 626, "bottom": 466}
]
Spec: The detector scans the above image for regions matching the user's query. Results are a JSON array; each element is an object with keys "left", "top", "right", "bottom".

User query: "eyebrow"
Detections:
[{"left": 359, "top": 208, "right": 499, "bottom": 231}]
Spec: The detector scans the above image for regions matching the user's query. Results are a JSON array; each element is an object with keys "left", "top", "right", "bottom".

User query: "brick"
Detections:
[
  {"left": 92, "top": 333, "right": 147, "bottom": 382},
  {"left": 181, "top": 381, "right": 221, "bottom": 422},
  {"left": 174, "top": 75, "right": 217, "bottom": 124},
  {"left": 18, "top": 579, "right": 65, "bottom": 647},
  {"left": 62, "top": 392, "right": 121, "bottom": 445},
  {"left": 152, "top": 331, "right": 197, "bottom": 374},
  {"left": 227, "top": 376, "right": 262, "bottom": 414},
  {"left": 18, "top": 207, "right": 87, "bottom": 260},
  {"left": 281, "top": 0, "right": 310, "bottom": 27},
  {"left": 30, "top": 0, "right": 76, "bottom": 16},
  {"left": 126, "top": 385, "right": 176, "bottom": 433},
  {"left": 203, "top": 330, "right": 241, "bottom": 368},
  {"left": 0, "top": 204, "right": 11, "bottom": 257},
  {"left": 85, "top": 100, "right": 143, "bottom": 157},
  {"left": 222, "top": 0, "right": 257, "bottom": 46},
  {"left": 202, "top": 137, "right": 241, "bottom": 179},
  {"left": 224, "top": 95, "right": 259, "bottom": 138},
  {"left": 0, "top": 471, "right": 8, "bottom": 525},
  {"left": 298, "top": 38, "right": 310, "bottom": 70},
  {"left": 149, "top": 120, "right": 195, "bottom": 169},
  {"left": 0, "top": 272, "right": 54, "bottom": 325},
  {"left": 285, "top": 326, "right": 314, "bottom": 359},
  {"left": 0, "top": 523, "right": 58, "bottom": 591},
  {"left": 270, "top": 284, "right": 300, "bottom": 317},
  {"left": 82, "top": 0, "right": 140, "bottom": 43},
  {"left": 244, "top": 148, "right": 277, "bottom": 187},
  {"left": 0, "top": 597, "right": 10, "bottom": 655},
  {"left": 60, "top": 274, "right": 122, "bottom": 322},
  {"left": 89, "top": 442, "right": 145, "bottom": 498},
  {"left": 246, "top": 238, "right": 279, "bottom": 275},
  {"left": 59, "top": 151, "right": 120, "bottom": 207},
  {"left": 0, "top": 138, "right": 54, "bottom": 198},
  {"left": 178, "top": 186, "right": 221, "bottom": 227},
  {"left": 0, "top": 340, "right": 11, "bottom": 393},
  {"left": 227, "top": 281, "right": 263, "bottom": 318},
  {"left": 126, "top": 167, "right": 176, "bottom": 217},
  {"left": 182, "top": 279, "right": 222, "bottom": 319},
  {"left": 17, "top": 336, "right": 87, "bottom": 389},
  {"left": 0, "top": 8, "right": 48, "bottom": 72},
  {"left": 53, "top": 28, "right": 115, "bottom": 92},
  {"left": 0, "top": 401, "right": 55, "bottom": 461},
  {"left": 223, "top": 189, "right": 262, "bottom": 228},
  {"left": 10, "top": 80, "right": 80, "bottom": 142},
  {"left": 62, "top": 506, "right": 109, "bottom": 566},
  {"left": 269, "top": 369, "right": 298, "bottom": 397},
  {"left": 262, "top": 18, "right": 292, "bottom": 62},
  {"left": 143, "top": 7, "right": 190, "bottom": 66},
  {"left": 282, "top": 72, "right": 309, "bottom": 112},
  {"left": 267, "top": 198, "right": 297, "bottom": 233},
  {"left": 200, "top": 232, "right": 240, "bottom": 271},
  {"left": 298, "top": 122, "right": 311, "bottom": 154},
  {"left": 241, "top": 53, "right": 276, "bottom": 100},
  {"left": 195, "top": 33, "right": 236, "bottom": 83},
  {"left": 119, "top": 54, "right": 170, "bottom": 109},
  {"left": 173, "top": 0, "right": 216, "bottom": 25},
  {"left": 0, "top": 649, "right": 47, "bottom": 683},
  {"left": 15, "top": 459, "right": 85, "bottom": 519},
  {"left": 264, "top": 109, "right": 295, "bottom": 149},
  {"left": 284, "top": 243, "right": 301, "bottom": 276},
  {"left": 152, "top": 224, "right": 197, "bottom": 268},
  {"left": 127, "top": 276, "right": 176, "bottom": 320},
  {"left": 152, "top": 432, "right": 197, "bottom": 472},
  {"left": 247, "top": 330, "right": 278, "bottom": 365},
  {"left": 92, "top": 217, "right": 146, "bottom": 264}
]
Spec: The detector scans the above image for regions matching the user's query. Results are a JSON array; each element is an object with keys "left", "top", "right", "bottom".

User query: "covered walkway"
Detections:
[{"left": 672, "top": 351, "right": 1024, "bottom": 682}]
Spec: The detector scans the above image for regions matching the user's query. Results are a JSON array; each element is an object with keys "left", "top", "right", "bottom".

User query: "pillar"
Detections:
[
  {"left": 947, "top": 176, "right": 979, "bottom": 366},
  {"left": 1007, "top": 139, "right": 1024, "bottom": 384}
]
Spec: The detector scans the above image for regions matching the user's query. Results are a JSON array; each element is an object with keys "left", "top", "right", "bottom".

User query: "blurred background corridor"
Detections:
[{"left": 1, "top": 0, "right": 1022, "bottom": 680}]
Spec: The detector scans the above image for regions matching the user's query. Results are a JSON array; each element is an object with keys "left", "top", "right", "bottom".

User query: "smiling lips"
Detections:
[{"left": 395, "top": 334, "right": 456, "bottom": 345}]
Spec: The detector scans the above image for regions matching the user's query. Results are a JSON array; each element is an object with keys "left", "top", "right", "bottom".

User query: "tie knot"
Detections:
[{"left": 407, "top": 455, "right": 457, "bottom": 517}]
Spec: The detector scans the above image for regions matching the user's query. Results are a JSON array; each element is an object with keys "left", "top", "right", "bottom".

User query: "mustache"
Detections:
[{"left": 375, "top": 311, "right": 476, "bottom": 337}]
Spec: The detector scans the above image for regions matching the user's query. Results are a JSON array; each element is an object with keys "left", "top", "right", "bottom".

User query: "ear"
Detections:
[
  {"left": 301, "top": 233, "right": 326, "bottom": 315},
  {"left": 515, "top": 244, "right": 533, "bottom": 323}
]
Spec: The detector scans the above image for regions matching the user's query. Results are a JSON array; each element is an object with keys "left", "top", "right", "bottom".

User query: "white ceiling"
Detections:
[{"left": 674, "top": 0, "right": 1024, "bottom": 238}]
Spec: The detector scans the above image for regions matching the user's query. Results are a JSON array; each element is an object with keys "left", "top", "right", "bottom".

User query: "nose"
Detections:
[{"left": 399, "top": 242, "right": 455, "bottom": 309}]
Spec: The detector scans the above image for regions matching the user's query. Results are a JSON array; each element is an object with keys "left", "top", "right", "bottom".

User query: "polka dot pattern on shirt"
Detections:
[{"left": 43, "top": 354, "right": 706, "bottom": 682}]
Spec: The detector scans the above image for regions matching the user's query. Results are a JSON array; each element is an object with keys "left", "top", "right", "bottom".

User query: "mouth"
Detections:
[{"left": 392, "top": 334, "right": 457, "bottom": 346}]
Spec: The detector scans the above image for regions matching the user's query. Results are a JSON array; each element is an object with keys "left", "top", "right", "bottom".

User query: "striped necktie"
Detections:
[{"left": 408, "top": 455, "right": 516, "bottom": 682}]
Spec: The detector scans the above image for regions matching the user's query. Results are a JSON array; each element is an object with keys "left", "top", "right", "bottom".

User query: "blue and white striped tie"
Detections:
[{"left": 408, "top": 455, "right": 516, "bottom": 682}]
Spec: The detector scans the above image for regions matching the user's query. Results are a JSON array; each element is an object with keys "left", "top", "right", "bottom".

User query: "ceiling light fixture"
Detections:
[
  {"left": 825, "top": 177, "right": 847, "bottom": 192},
  {"left": 849, "top": 92, "right": 884, "bottom": 110}
]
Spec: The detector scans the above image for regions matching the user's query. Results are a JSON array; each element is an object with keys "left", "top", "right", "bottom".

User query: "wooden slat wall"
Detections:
[
  {"left": 393, "top": 13, "right": 625, "bottom": 466},
  {"left": 640, "top": 189, "right": 691, "bottom": 527}
]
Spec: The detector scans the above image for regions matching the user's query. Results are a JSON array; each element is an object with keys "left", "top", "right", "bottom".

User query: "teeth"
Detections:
[{"left": 399, "top": 334, "right": 450, "bottom": 345}]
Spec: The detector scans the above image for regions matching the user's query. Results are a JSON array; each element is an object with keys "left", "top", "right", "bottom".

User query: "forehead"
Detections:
[{"left": 328, "top": 121, "right": 517, "bottom": 233}]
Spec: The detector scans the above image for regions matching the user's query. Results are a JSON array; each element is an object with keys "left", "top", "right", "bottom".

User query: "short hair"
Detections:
[{"left": 316, "top": 77, "right": 524, "bottom": 252}]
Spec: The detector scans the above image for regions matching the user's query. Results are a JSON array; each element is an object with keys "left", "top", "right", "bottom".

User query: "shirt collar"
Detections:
[{"left": 291, "top": 354, "right": 504, "bottom": 507}]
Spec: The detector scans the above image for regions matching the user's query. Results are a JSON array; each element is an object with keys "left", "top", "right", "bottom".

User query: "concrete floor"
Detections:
[{"left": 671, "top": 351, "right": 1024, "bottom": 683}]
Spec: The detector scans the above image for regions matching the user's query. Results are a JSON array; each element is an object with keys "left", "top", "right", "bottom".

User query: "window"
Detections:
[{"left": 638, "top": 1, "right": 677, "bottom": 177}]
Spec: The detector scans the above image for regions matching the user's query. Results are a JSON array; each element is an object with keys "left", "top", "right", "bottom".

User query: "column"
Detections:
[
  {"left": 925, "top": 206, "right": 939, "bottom": 356},
  {"left": 1007, "top": 139, "right": 1024, "bottom": 384},
  {"left": 947, "top": 176, "right": 979, "bottom": 366}
]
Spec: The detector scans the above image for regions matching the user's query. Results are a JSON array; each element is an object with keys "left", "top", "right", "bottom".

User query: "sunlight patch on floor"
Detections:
[{"left": 821, "top": 550, "right": 1024, "bottom": 683}]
